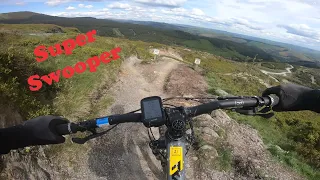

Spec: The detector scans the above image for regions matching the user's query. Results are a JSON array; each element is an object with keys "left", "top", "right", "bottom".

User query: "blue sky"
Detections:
[{"left": 1, "top": 0, "right": 320, "bottom": 51}]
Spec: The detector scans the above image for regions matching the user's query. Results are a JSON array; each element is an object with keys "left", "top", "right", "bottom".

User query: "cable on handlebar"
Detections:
[{"left": 72, "top": 124, "right": 119, "bottom": 144}]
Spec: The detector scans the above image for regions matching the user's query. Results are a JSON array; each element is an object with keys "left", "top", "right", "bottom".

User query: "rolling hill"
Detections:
[{"left": 0, "top": 11, "right": 319, "bottom": 68}]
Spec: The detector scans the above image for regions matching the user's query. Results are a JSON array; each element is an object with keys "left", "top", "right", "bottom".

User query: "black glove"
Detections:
[
  {"left": 22, "top": 115, "right": 69, "bottom": 146},
  {"left": 262, "top": 83, "right": 320, "bottom": 112},
  {"left": 0, "top": 115, "right": 69, "bottom": 154}
]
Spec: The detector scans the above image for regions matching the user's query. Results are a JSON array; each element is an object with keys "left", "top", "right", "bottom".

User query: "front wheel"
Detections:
[{"left": 158, "top": 125, "right": 167, "bottom": 173}]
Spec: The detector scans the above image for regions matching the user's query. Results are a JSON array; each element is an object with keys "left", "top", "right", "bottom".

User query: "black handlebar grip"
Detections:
[
  {"left": 56, "top": 124, "right": 70, "bottom": 135},
  {"left": 56, "top": 123, "right": 78, "bottom": 135},
  {"left": 108, "top": 113, "right": 142, "bottom": 125}
]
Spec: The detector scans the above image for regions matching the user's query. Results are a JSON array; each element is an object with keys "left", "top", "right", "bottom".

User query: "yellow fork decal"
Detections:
[{"left": 169, "top": 146, "right": 184, "bottom": 176}]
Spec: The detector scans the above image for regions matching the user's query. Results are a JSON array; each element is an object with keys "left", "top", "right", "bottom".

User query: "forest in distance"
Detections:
[{"left": 1, "top": 11, "right": 320, "bottom": 69}]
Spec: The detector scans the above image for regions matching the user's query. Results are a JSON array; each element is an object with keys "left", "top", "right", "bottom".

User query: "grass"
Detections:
[
  {"left": 0, "top": 24, "right": 167, "bottom": 161},
  {"left": 261, "top": 62, "right": 288, "bottom": 70},
  {"left": 216, "top": 145, "right": 233, "bottom": 171},
  {"left": 227, "top": 112, "right": 320, "bottom": 180},
  {"left": 182, "top": 48, "right": 320, "bottom": 179},
  {"left": 193, "top": 115, "right": 233, "bottom": 172},
  {"left": 0, "top": 24, "right": 79, "bottom": 34},
  {"left": 267, "top": 145, "right": 320, "bottom": 180}
]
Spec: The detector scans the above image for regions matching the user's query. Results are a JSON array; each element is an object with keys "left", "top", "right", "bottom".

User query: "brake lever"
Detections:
[
  {"left": 234, "top": 106, "right": 275, "bottom": 119},
  {"left": 72, "top": 125, "right": 119, "bottom": 144},
  {"left": 234, "top": 107, "right": 258, "bottom": 115}
]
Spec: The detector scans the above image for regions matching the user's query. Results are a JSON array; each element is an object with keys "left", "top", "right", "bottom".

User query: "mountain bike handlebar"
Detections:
[
  {"left": 186, "top": 95, "right": 278, "bottom": 117},
  {"left": 56, "top": 113, "right": 142, "bottom": 135},
  {"left": 56, "top": 95, "right": 279, "bottom": 135}
]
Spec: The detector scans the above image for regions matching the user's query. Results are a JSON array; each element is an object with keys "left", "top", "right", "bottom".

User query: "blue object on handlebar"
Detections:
[{"left": 96, "top": 117, "right": 109, "bottom": 127}]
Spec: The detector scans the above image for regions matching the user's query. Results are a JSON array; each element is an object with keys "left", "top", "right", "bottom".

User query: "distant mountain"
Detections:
[
  {"left": 0, "top": 11, "right": 38, "bottom": 20},
  {"left": 0, "top": 11, "right": 319, "bottom": 68},
  {"left": 129, "top": 20, "right": 320, "bottom": 57}
]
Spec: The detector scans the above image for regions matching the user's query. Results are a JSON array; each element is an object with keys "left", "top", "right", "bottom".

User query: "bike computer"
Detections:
[{"left": 141, "top": 96, "right": 165, "bottom": 127}]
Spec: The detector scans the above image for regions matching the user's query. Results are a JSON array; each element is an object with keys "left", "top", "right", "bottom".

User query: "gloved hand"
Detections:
[
  {"left": 22, "top": 115, "right": 69, "bottom": 145},
  {"left": 262, "top": 83, "right": 318, "bottom": 112}
]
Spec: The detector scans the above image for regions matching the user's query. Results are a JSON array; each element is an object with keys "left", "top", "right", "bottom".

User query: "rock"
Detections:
[
  {"left": 200, "top": 145, "right": 214, "bottom": 150},
  {"left": 212, "top": 148, "right": 219, "bottom": 157},
  {"left": 211, "top": 110, "right": 231, "bottom": 125},
  {"left": 270, "top": 145, "right": 286, "bottom": 154},
  {"left": 192, "top": 157, "right": 198, "bottom": 161},
  {"left": 212, "top": 124, "right": 223, "bottom": 132},
  {"left": 202, "top": 127, "right": 220, "bottom": 138},
  {"left": 194, "top": 114, "right": 213, "bottom": 122},
  {"left": 215, "top": 89, "right": 229, "bottom": 96}
]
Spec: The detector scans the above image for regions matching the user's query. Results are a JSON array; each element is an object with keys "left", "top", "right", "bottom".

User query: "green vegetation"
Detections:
[
  {"left": 228, "top": 112, "right": 320, "bottom": 180},
  {"left": 261, "top": 62, "right": 288, "bottom": 70},
  {"left": 0, "top": 24, "right": 161, "bottom": 120},
  {"left": 194, "top": 118, "right": 233, "bottom": 172},
  {"left": 216, "top": 145, "right": 233, "bottom": 171},
  {"left": 176, "top": 46, "right": 320, "bottom": 179},
  {"left": 0, "top": 24, "right": 165, "bottom": 160},
  {"left": 0, "top": 24, "right": 79, "bottom": 34},
  {"left": 268, "top": 145, "right": 320, "bottom": 180},
  {"left": 0, "top": 49, "right": 54, "bottom": 119},
  {"left": 183, "top": 49, "right": 320, "bottom": 179}
]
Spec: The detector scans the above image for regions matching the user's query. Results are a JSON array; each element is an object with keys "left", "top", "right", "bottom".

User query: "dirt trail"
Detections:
[
  {"left": 260, "top": 65, "right": 294, "bottom": 77},
  {"left": 87, "top": 56, "right": 180, "bottom": 180},
  {"left": 311, "top": 75, "right": 316, "bottom": 84}
]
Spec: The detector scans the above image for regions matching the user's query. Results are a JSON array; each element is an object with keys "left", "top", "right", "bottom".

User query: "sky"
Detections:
[{"left": 1, "top": 0, "right": 320, "bottom": 51}]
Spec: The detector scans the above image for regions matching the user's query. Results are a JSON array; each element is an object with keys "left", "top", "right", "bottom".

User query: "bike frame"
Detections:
[
  {"left": 159, "top": 107, "right": 190, "bottom": 180},
  {"left": 165, "top": 135, "right": 187, "bottom": 180}
]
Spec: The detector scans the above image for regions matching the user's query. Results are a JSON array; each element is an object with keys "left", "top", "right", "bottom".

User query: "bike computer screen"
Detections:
[{"left": 141, "top": 96, "right": 165, "bottom": 127}]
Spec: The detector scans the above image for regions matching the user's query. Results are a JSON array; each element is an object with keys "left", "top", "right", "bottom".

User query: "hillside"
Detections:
[{"left": 1, "top": 11, "right": 319, "bottom": 68}]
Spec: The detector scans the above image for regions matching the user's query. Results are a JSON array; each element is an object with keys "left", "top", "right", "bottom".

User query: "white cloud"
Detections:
[
  {"left": 135, "top": 0, "right": 187, "bottom": 7},
  {"left": 66, "top": 6, "right": 76, "bottom": 10},
  {"left": 51, "top": 10, "right": 111, "bottom": 18},
  {"left": 278, "top": 24, "right": 320, "bottom": 40},
  {"left": 78, "top": 4, "right": 93, "bottom": 8},
  {"left": 85, "top": 5, "right": 93, "bottom": 9},
  {"left": 15, "top": 2, "right": 25, "bottom": 5},
  {"left": 45, "top": 0, "right": 71, "bottom": 6},
  {"left": 232, "top": 18, "right": 263, "bottom": 30},
  {"left": 171, "top": 7, "right": 187, "bottom": 13},
  {"left": 191, "top": 8, "right": 205, "bottom": 16},
  {"left": 108, "top": 2, "right": 131, "bottom": 10}
]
